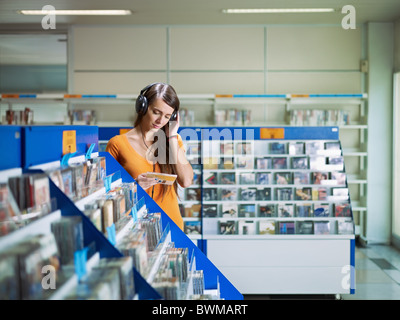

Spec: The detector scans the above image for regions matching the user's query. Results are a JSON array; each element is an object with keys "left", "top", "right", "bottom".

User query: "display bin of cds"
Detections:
[
  {"left": 197, "top": 126, "right": 355, "bottom": 295},
  {"left": 0, "top": 125, "right": 242, "bottom": 300},
  {"left": 104, "top": 150, "right": 242, "bottom": 300}
]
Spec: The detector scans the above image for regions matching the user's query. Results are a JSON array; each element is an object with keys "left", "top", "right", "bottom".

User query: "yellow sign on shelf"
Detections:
[
  {"left": 260, "top": 128, "right": 285, "bottom": 139},
  {"left": 62, "top": 130, "right": 77, "bottom": 155}
]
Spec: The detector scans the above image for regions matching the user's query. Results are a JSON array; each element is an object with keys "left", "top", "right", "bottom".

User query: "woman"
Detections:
[{"left": 106, "top": 82, "right": 193, "bottom": 230}]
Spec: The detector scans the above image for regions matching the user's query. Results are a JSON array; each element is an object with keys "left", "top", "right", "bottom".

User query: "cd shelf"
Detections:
[
  {"left": 0, "top": 125, "right": 242, "bottom": 300},
  {"left": 178, "top": 126, "right": 356, "bottom": 295},
  {"left": 48, "top": 252, "right": 100, "bottom": 300}
]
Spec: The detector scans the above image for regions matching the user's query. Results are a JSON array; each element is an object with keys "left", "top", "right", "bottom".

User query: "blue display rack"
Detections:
[
  {"left": 1, "top": 125, "right": 242, "bottom": 300},
  {"left": 0, "top": 126, "right": 22, "bottom": 170},
  {"left": 23, "top": 125, "right": 98, "bottom": 169}
]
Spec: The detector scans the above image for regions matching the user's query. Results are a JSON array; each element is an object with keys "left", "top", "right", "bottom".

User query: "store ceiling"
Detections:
[{"left": 0, "top": 0, "right": 400, "bottom": 30}]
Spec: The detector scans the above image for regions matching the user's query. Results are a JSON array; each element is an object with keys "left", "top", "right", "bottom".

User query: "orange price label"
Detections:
[
  {"left": 260, "top": 128, "right": 285, "bottom": 139},
  {"left": 64, "top": 94, "right": 82, "bottom": 99},
  {"left": 62, "top": 130, "right": 77, "bottom": 155},
  {"left": 2, "top": 94, "right": 19, "bottom": 98},
  {"left": 291, "top": 94, "right": 310, "bottom": 98}
]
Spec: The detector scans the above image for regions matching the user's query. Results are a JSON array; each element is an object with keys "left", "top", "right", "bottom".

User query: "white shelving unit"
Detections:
[{"left": 197, "top": 127, "right": 356, "bottom": 295}]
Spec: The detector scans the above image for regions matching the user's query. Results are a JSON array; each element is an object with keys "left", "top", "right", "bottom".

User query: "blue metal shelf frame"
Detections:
[
  {"left": 23, "top": 125, "right": 99, "bottom": 169},
  {"left": 0, "top": 125, "right": 22, "bottom": 170}
]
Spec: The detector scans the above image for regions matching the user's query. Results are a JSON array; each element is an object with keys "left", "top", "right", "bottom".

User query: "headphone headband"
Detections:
[
  {"left": 135, "top": 82, "right": 177, "bottom": 121},
  {"left": 140, "top": 82, "right": 159, "bottom": 95}
]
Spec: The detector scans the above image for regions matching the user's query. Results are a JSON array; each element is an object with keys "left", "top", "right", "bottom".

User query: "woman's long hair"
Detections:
[{"left": 134, "top": 83, "right": 180, "bottom": 200}]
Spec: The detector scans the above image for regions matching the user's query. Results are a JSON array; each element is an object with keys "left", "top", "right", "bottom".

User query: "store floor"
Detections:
[{"left": 243, "top": 244, "right": 400, "bottom": 300}]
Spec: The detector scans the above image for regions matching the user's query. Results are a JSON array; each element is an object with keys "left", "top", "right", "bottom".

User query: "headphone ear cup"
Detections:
[
  {"left": 170, "top": 111, "right": 177, "bottom": 121},
  {"left": 135, "top": 95, "right": 148, "bottom": 115}
]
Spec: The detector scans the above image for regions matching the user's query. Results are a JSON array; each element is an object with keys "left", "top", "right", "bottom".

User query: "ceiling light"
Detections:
[
  {"left": 18, "top": 10, "right": 132, "bottom": 16},
  {"left": 222, "top": 8, "right": 335, "bottom": 14}
]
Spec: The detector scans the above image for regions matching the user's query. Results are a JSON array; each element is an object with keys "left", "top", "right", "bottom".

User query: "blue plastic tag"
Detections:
[
  {"left": 61, "top": 152, "right": 77, "bottom": 167},
  {"left": 85, "top": 143, "right": 96, "bottom": 160},
  {"left": 131, "top": 206, "right": 137, "bottom": 223},
  {"left": 103, "top": 175, "right": 112, "bottom": 193},
  {"left": 74, "top": 247, "right": 88, "bottom": 281},
  {"left": 107, "top": 224, "right": 116, "bottom": 246}
]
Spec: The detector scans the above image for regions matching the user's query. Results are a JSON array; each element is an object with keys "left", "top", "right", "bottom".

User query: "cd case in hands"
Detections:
[{"left": 145, "top": 172, "right": 177, "bottom": 185}]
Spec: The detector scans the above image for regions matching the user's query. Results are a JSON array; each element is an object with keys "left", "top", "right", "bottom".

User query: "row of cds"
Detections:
[
  {"left": 83, "top": 182, "right": 137, "bottom": 239},
  {"left": 289, "top": 109, "right": 350, "bottom": 126},
  {"left": 196, "top": 140, "right": 341, "bottom": 157},
  {"left": 188, "top": 186, "right": 349, "bottom": 203},
  {"left": 66, "top": 110, "right": 96, "bottom": 125},
  {"left": 116, "top": 211, "right": 207, "bottom": 300},
  {"left": 152, "top": 245, "right": 190, "bottom": 300},
  {"left": 0, "top": 183, "right": 25, "bottom": 237},
  {"left": 51, "top": 216, "right": 84, "bottom": 265},
  {"left": 65, "top": 257, "right": 136, "bottom": 300},
  {"left": 202, "top": 155, "right": 343, "bottom": 171},
  {"left": 203, "top": 202, "right": 351, "bottom": 219},
  {"left": 204, "top": 170, "right": 346, "bottom": 186},
  {"left": 0, "top": 214, "right": 135, "bottom": 300},
  {"left": 216, "top": 219, "right": 354, "bottom": 236},
  {"left": 117, "top": 212, "right": 163, "bottom": 276},
  {"left": 0, "top": 156, "right": 108, "bottom": 239},
  {"left": 214, "top": 109, "right": 252, "bottom": 126},
  {"left": 0, "top": 232, "right": 62, "bottom": 300},
  {"left": 50, "top": 215, "right": 137, "bottom": 300},
  {"left": 7, "top": 173, "right": 53, "bottom": 217},
  {"left": 47, "top": 156, "right": 106, "bottom": 201}
]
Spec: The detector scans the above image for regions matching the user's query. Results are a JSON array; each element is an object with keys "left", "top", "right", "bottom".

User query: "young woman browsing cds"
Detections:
[{"left": 106, "top": 82, "right": 193, "bottom": 230}]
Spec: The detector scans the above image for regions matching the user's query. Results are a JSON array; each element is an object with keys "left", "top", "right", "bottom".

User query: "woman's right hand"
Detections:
[{"left": 137, "top": 173, "right": 159, "bottom": 190}]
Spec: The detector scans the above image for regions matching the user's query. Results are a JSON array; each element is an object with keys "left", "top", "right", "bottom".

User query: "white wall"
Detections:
[
  {"left": 367, "top": 23, "right": 394, "bottom": 244},
  {"left": 70, "top": 25, "right": 362, "bottom": 95},
  {"left": 69, "top": 24, "right": 364, "bottom": 127},
  {"left": 393, "top": 73, "right": 400, "bottom": 247}
]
